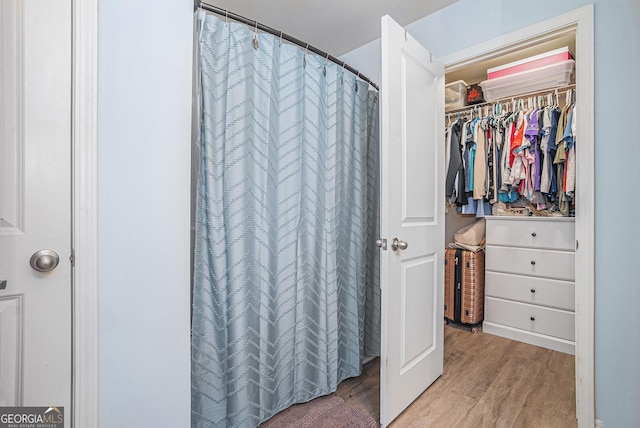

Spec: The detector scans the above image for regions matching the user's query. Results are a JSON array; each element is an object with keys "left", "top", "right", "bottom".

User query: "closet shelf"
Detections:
[{"left": 480, "top": 59, "right": 575, "bottom": 101}]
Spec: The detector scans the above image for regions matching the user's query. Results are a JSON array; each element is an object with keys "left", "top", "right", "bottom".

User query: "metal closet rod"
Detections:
[
  {"left": 196, "top": 1, "right": 379, "bottom": 91},
  {"left": 446, "top": 83, "right": 577, "bottom": 116}
]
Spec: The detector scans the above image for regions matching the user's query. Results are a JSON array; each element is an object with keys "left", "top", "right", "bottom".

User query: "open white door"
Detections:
[
  {"left": 379, "top": 15, "right": 445, "bottom": 426},
  {"left": 0, "top": 0, "right": 71, "bottom": 422}
]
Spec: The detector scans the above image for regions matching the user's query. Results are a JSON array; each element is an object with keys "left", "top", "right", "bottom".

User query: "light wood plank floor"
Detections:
[{"left": 334, "top": 326, "right": 576, "bottom": 427}]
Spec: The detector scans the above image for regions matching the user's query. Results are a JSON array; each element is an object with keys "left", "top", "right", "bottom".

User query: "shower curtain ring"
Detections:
[
  {"left": 279, "top": 31, "right": 283, "bottom": 47},
  {"left": 323, "top": 53, "right": 329, "bottom": 76},
  {"left": 303, "top": 43, "right": 308, "bottom": 68},
  {"left": 252, "top": 20, "right": 259, "bottom": 49}
]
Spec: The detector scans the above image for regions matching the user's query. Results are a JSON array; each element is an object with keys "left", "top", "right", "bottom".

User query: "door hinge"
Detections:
[{"left": 69, "top": 249, "right": 75, "bottom": 267}]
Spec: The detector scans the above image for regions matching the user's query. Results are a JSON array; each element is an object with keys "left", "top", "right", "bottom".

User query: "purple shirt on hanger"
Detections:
[{"left": 525, "top": 108, "right": 541, "bottom": 191}]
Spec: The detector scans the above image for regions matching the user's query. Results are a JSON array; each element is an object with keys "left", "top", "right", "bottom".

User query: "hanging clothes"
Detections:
[
  {"left": 445, "top": 119, "right": 467, "bottom": 207},
  {"left": 473, "top": 120, "right": 487, "bottom": 200},
  {"left": 444, "top": 88, "right": 576, "bottom": 217}
]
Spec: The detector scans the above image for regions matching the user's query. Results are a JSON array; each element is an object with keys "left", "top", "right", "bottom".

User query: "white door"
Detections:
[
  {"left": 0, "top": 0, "right": 72, "bottom": 419},
  {"left": 379, "top": 15, "right": 445, "bottom": 426}
]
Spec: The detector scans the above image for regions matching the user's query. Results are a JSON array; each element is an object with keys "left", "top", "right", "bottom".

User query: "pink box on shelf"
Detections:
[{"left": 487, "top": 47, "right": 574, "bottom": 80}]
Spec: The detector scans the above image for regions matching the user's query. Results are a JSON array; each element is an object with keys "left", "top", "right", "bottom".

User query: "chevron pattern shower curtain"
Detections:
[{"left": 191, "top": 13, "right": 380, "bottom": 428}]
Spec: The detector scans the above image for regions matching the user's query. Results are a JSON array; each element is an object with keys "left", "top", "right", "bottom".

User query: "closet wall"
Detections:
[{"left": 341, "top": 1, "right": 640, "bottom": 426}]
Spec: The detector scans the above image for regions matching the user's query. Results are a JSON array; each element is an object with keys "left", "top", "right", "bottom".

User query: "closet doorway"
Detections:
[
  {"left": 338, "top": 6, "right": 594, "bottom": 428},
  {"left": 438, "top": 7, "right": 594, "bottom": 426}
]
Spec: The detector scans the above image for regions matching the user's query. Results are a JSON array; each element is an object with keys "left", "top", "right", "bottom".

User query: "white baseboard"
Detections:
[{"left": 482, "top": 321, "right": 575, "bottom": 355}]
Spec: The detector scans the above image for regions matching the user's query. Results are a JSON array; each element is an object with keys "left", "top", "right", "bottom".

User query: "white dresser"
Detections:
[{"left": 483, "top": 216, "right": 575, "bottom": 354}]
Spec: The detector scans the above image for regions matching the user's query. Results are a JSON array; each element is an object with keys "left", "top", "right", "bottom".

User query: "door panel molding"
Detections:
[
  {"left": 0, "top": 0, "right": 25, "bottom": 234},
  {"left": 400, "top": 255, "right": 436, "bottom": 370},
  {"left": 0, "top": 295, "right": 23, "bottom": 406}
]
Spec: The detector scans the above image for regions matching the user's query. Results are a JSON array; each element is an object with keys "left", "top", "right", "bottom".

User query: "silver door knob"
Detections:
[
  {"left": 29, "top": 249, "right": 60, "bottom": 273},
  {"left": 391, "top": 237, "right": 408, "bottom": 251}
]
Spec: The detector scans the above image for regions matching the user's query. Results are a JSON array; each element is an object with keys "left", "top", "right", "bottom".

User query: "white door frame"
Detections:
[
  {"left": 440, "top": 5, "right": 594, "bottom": 426},
  {"left": 71, "top": 0, "right": 99, "bottom": 426}
]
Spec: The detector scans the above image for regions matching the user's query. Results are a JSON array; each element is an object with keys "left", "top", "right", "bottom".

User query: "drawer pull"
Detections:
[
  {"left": 530, "top": 288, "right": 536, "bottom": 293},
  {"left": 531, "top": 232, "right": 537, "bottom": 237},
  {"left": 530, "top": 260, "right": 536, "bottom": 265},
  {"left": 530, "top": 316, "right": 536, "bottom": 321}
]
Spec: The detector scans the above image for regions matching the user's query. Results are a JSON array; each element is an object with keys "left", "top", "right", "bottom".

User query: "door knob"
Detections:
[
  {"left": 29, "top": 249, "right": 60, "bottom": 273},
  {"left": 391, "top": 237, "right": 408, "bottom": 251}
]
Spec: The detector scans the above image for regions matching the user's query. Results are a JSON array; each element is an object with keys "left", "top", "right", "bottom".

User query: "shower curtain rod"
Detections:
[{"left": 196, "top": 1, "right": 379, "bottom": 91}]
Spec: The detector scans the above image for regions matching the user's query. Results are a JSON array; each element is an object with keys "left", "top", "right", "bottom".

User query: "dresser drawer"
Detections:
[
  {"left": 485, "top": 271, "right": 574, "bottom": 311},
  {"left": 486, "top": 246, "right": 575, "bottom": 281},
  {"left": 486, "top": 217, "right": 574, "bottom": 250},
  {"left": 485, "top": 297, "right": 575, "bottom": 341}
]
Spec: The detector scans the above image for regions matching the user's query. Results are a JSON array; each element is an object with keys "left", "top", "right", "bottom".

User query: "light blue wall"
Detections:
[
  {"left": 97, "top": 0, "right": 193, "bottom": 427},
  {"left": 342, "top": 1, "right": 640, "bottom": 426},
  {"left": 93, "top": 0, "right": 639, "bottom": 426}
]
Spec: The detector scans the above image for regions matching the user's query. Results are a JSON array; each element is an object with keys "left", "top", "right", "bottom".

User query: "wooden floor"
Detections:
[{"left": 334, "top": 326, "right": 576, "bottom": 427}]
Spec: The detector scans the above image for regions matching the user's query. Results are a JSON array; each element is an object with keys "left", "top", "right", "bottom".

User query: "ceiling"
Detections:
[
  {"left": 200, "top": 0, "right": 460, "bottom": 57},
  {"left": 198, "top": 1, "right": 576, "bottom": 87}
]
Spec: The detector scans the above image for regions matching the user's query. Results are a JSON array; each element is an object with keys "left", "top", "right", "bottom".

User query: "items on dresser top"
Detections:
[{"left": 483, "top": 216, "right": 575, "bottom": 354}]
